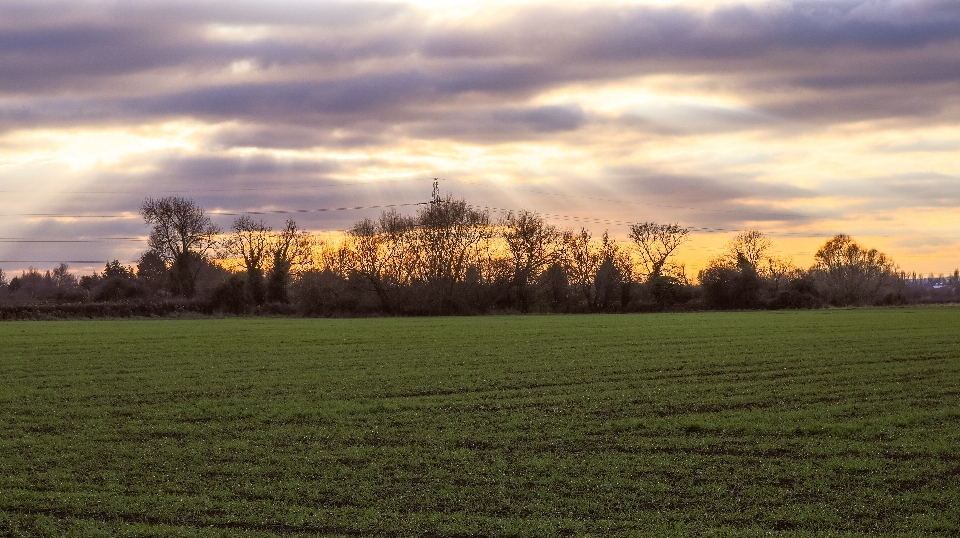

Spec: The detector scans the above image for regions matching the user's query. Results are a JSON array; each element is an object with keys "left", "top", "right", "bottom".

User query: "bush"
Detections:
[
  {"left": 93, "top": 277, "right": 146, "bottom": 302},
  {"left": 292, "top": 269, "right": 359, "bottom": 316},
  {"left": 210, "top": 275, "right": 249, "bottom": 315}
]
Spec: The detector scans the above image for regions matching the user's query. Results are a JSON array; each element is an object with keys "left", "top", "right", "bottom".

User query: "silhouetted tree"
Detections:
[
  {"left": 349, "top": 210, "right": 417, "bottom": 313},
  {"left": 103, "top": 260, "right": 134, "bottom": 279},
  {"left": 84, "top": 260, "right": 142, "bottom": 301},
  {"left": 210, "top": 274, "right": 248, "bottom": 314},
  {"left": 314, "top": 236, "right": 357, "bottom": 276},
  {"left": 628, "top": 222, "right": 690, "bottom": 280},
  {"left": 411, "top": 195, "right": 491, "bottom": 312},
  {"left": 51, "top": 263, "right": 77, "bottom": 290},
  {"left": 593, "top": 257, "right": 622, "bottom": 312},
  {"left": 292, "top": 268, "right": 359, "bottom": 316},
  {"left": 501, "top": 210, "right": 561, "bottom": 312},
  {"left": 698, "top": 230, "right": 809, "bottom": 309},
  {"left": 223, "top": 215, "right": 271, "bottom": 305},
  {"left": 266, "top": 220, "right": 312, "bottom": 303},
  {"left": 598, "top": 231, "right": 634, "bottom": 311},
  {"left": 811, "top": 234, "right": 901, "bottom": 306},
  {"left": 536, "top": 263, "right": 571, "bottom": 313},
  {"left": 136, "top": 250, "right": 168, "bottom": 291},
  {"left": 625, "top": 223, "right": 690, "bottom": 309},
  {"left": 140, "top": 196, "right": 220, "bottom": 297},
  {"left": 562, "top": 228, "right": 602, "bottom": 311},
  {"left": 6, "top": 267, "right": 78, "bottom": 302},
  {"left": 699, "top": 253, "right": 761, "bottom": 309},
  {"left": 726, "top": 230, "right": 771, "bottom": 269}
]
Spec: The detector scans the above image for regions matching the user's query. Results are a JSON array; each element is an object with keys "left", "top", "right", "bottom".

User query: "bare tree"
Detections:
[
  {"left": 413, "top": 196, "right": 490, "bottom": 282},
  {"left": 51, "top": 263, "right": 77, "bottom": 290},
  {"left": 699, "top": 230, "right": 786, "bottom": 308},
  {"left": 812, "top": 234, "right": 900, "bottom": 305},
  {"left": 140, "top": 196, "right": 220, "bottom": 297},
  {"left": 761, "top": 256, "right": 802, "bottom": 295},
  {"left": 500, "top": 210, "right": 561, "bottom": 312},
  {"left": 224, "top": 215, "right": 271, "bottom": 304},
  {"left": 407, "top": 196, "right": 491, "bottom": 312},
  {"left": 562, "top": 228, "right": 603, "bottom": 310},
  {"left": 728, "top": 230, "right": 772, "bottom": 270},
  {"left": 315, "top": 235, "right": 357, "bottom": 276},
  {"left": 628, "top": 222, "right": 690, "bottom": 280},
  {"left": 266, "top": 219, "right": 313, "bottom": 303},
  {"left": 349, "top": 209, "right": 417, "bottom": 313}
]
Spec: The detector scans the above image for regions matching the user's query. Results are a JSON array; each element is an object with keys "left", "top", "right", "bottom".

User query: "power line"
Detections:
[
  {"left": 467, "top": 204, "right": 842, "bottom": 238},
  {"left": 0, "top": 238, "right": 145, "bottom": 243},
  {"left": 208, "top": 201, "right": 428, "bottom": 216},
  {"left": 0, "top": 260, "right": 115, "bottom": 264},
  {"left": 0, "top": 201, "right": 429, "bottom": 219},
  {"left": 0, "top": 214, "right": 138, "bottom": 219}
]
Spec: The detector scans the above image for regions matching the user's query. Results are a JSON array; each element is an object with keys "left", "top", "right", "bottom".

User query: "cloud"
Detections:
[
  {"left": 411, "top": 104, "right": 586, "bottom": 142},
  {"left": 3, "top": 0, "right": 960, "bottom": 133},
  {"left": 863, "top": 173, "right": 960, "bottom": 208},
  {"left": 3, "top": 1, "right": 960, "bottom": 273}
]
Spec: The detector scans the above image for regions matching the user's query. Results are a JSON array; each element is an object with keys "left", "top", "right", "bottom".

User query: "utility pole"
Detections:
[{"left": 431, "top": 178, "right": 441, "bottom": 205}]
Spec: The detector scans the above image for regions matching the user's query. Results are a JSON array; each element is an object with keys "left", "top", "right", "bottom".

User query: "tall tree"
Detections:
[
  {"left": 140, "top": 196, "right": 220, "bottom": 298},
  {"left": 702, "top": 230, "right": 774, "bottom": 275},
  {"left": 266, "top": 219, "right": 312, "bottom": 303},
  {"left": 405, "top": 195, "right": 490, "bottom": 312},
  {"left": 812, "top": 234, "right": 899, "bottom": 306},
  {"left": 136, "top": 250, "right": 168, "bottom": 291},
  {"left": 349, "top": 209, "right": 417, "bottom": 313},
  {"left": 699, "top": 230, "right": 784, "bottom": 308},
  {"left": 563, "top": 228, "right": 603, "bottom": 310},
  {"left": 727, "top": 230, "right": 772, "bottom": 270},
  {"left": 500, "top": 210, "right": 561, "bottom": 312},
  {"left": 628, "top": 222, "right": 690, "bottom": 280},
  {"left": 224, "top": 215, "right": 271, "bottom": 305},
  {"left": 413, "top": 195, "right": 490, "bottom": 285}
]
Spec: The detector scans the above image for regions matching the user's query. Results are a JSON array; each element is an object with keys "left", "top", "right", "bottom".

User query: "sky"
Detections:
[{"left": 1, "top": 0, "right": 959, "bottom": 278}]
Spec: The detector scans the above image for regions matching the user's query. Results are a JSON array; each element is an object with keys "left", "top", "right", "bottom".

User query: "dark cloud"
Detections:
[
  {"left": 138, "top": 72, "right": 437, "bottom": 119},
  {"left": 3, "top": 0, "right": 960, "bottom": 134},
  {"left": 411, "top": 104, "right": 585, "bottom": 142},
  {"left": 147, "top": 154, "right": 341, "bottom": 185},
  {"left": 609, "top": 167, "right": 814, "bottom": 205},
  {"left": 492, "top": 105, "right": 585, "bottom": 132},
  {"left": 835, "top": 173, "right": 960, "bottom": 208},
  {"left": 0, "top": 1, "right": 419, "bottom": 94},
  {"left": 422, "top": 1, "right": 960, "bottom": 61},
  {"left": 502, "top": 167, "right": 821, "bottom": 231},
  {"left": 210, "top": 124, "right": 388, "bottom": 150}
]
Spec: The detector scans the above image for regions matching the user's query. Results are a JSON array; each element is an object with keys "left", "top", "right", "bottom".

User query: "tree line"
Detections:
[{"left": 1, "top": 193, "right": 957, "bottom": 318}]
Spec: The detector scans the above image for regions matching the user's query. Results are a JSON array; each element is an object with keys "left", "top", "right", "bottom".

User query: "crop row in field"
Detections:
[{"left": 1, "top": 308, "right": 959, "bottom": 536}]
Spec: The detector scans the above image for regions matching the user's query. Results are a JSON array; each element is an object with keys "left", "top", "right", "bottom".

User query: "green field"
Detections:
[{"left": 1, "top": 309, "right": 959, "bottom": 537}]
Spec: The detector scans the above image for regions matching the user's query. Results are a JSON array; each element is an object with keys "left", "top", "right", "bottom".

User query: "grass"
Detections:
[{"left": 1, "top": 308, "right": 959, "bottom": 536}]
